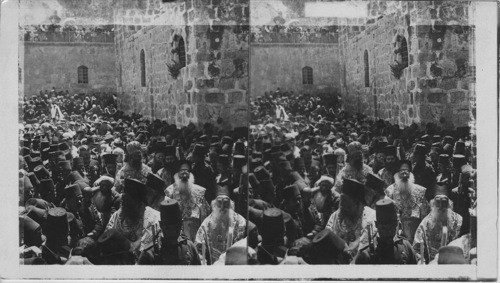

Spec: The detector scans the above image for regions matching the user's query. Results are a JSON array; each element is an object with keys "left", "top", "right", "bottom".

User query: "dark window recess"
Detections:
[
  {"left": 364, "top": 50, "right": 369, "bottom": 87},
  {"left": 400, "top": 37, "right": 409, "bottom": 67},
  {"left": 77, "top": 65, "right": 88, "bottom": 84},
  {"left": 140, "top": 49, "right": 146, "bottom": 87},
  {"left": 178, "top": 36, "right": 186, "bottom": 67},
  {"left": 302, "top": 66, "right": 313, "bottom": 85}
]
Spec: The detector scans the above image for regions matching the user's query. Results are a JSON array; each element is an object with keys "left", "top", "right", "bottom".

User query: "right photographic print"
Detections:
[{"left": 247, "top": 0, "right": 484, "bottom": 270}]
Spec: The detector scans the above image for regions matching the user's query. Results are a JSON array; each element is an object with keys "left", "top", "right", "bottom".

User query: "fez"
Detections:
[
  {"left": 452, "top": 154, "right": 466, "bottom": 168},
  {"left": 375, "top": 199, "right": 398, "bottom": 224},
  {"left": 438, "top": 154, "right": 450, "bottom": 164},
  {"left": 250, "top": 158, "right": 263, "bottom": 170},
  {"left": 261, "top": 208, "right": 285, "bottom": 246},
  {"left": 233, "top": 155, "right": 247, "bottom": 169},
  {"left": 216, "top": 183, "right": 230, "bottom": 197},
  {"left": 39, "top": 179, "right": 55, "bottom": 195},
  {"left": 146, "top": 173, "right": 166, "bottom": 192},
  {"left": 454, "top": 141, "right": 466, "bottom": 156},
  {"left": 192, "top": 144, "right": 207, "bottom": 157},
  {"left": 34, "top": 165, "right": 50, "bottom": 180},
  {"left": 413, "top": 144, "right": 427, "bottom": 156},
  {"left": 311, "top": 229, "right": 346, "bottom": 264},
  {"left": 282, "top": 184, "right": 301, "bottom": 200},
  {"left": 97, "top": 229, "right": 131, "bottom": 257},
  {"left": 123, "top": 178, "right": 147, "bottom": 203},
  {"left": 26, "top": 172, "right": 40, "bottom": 188},
  {"left": 342, "top": 178, "right": 365, "bottom": 202},
  {"left": 254, "top": 166, "right": 271, "bottom": 181},
  {"left": 58, "top": 160, "right": 72, "bottom": 171},
  {"left": 21, "top": 215, "right": 42, "bottom": 247},
  {"left": 44, "top": 207, "right": 70, "bottom": 238},
  {"left": 217, "top": 154, "right": 230, "bottom": 166},
  {"left": 365, "top": 173, "right": 385, "bottom": 195},
  {"left": 160, "top": 199, "right": 182, "bottom": 225}
]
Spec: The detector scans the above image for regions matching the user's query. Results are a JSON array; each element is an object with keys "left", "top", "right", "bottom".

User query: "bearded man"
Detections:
[
  {"left": 413, "top": 184, "right": 463, "bottom": 263},
  {"left": 305, "top": 176, "right": 340, "bottom": 238},
  {"left": 195, "top": 184, "right": 246, "bottom": 265},
  {"left": 156, "top": 145, "right": 177, "bottom": 188},
  {"left": 377, "top": 145, "right": 399, "bottom": 188},
  {"left": 385, "top": 160, "right": 430, "bottom": 243},
  {"left": 105, "top": 178, "right": 160, "bottom": 257},
  {"left": 326, "top": 178, "right": 376, "bottom": 259},
  {"left": 164, "top": 160, "right": 211, "bottom": 242},
  {"left": 114, "top": 141, "right": 152, "bottom": 193},
  {"left": 333, "top": 141, "right": 373, "bottom": 194}
]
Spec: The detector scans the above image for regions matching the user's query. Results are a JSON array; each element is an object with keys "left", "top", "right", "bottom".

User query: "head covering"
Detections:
[
  {"left": 347, "top": 141, "right": 362, "bottom": 155},
  {"left": 146, "top": 173, "right": 166, "bottom": 192},
  {"left": 398, "top": 159, "right": 412, "bottom": 172},
  {"left": 413, "top": 144, "right": 427, "bottom": 156},
  {"left": 44, "top": 207, "right": 70, "bottom": 238},
  {"left": 282, "top": 184, "right": 301, "bottom": 200},
  {"left": 217, "top": 154, "right": 230, "bottom": 166},
  {"left": 375, "top": 199, "right": 397, "bottom": 224},
  {"left": 261, "top": 208, "right": 285, "bottom": 246},
  {"left": 123, "top": 178, "right": 147, "bottom": 203},
  {"left": 97, "top": 229, "right": 132, "bottom": 257},
  {"left": 311, "top": 229, "right": 347, "bottom": 264},
  {"left": 454, "top": 141, "right": 466, "bottom": 155},
  {"left": 438, "top": 154, "right": 450, "bottom": 164},
  {"left": 225, "top": 246, "right": 251, "bottom": 265},
  {"left": 164, "top": 145, "right": 176, "bottom": 157},
  {"left": 384, "top": 145, "right": 397, "bottom": 157},
  {"left": 323, "top": 153, "right": 336, "bottom": 165},
  {"left": 160, "top": 199, "right": 182, "bottom": 225},
  {"left": 58, "top": 160, "right": 72, "bottom": 171},
  {"left": 452, "top": 154, "right": 466, "bottom": 169},
  {"left": 126, "top": 141, "right": 142, "bottom": 155},
  {"left": 102, "top": 153, "right": 117, "bottom": 165},
  {"left": 342, "top": 178, "right": 365, "bottom": 203},
  {"left": 215, "top": 183, "right": 230, "bottom": 197},
  {"left": 192, "top": 144, "right": 207, "bottom": 157},
  {"left": 365, "top": 173, "right": 385, "bottom": 195}
]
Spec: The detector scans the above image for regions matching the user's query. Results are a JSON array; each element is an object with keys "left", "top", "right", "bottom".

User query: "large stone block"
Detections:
[
  {"left": 427, "top": 92, "right": 447, "bottom": 104},
  {"left": 450, "top": 90, "right": 466, "bottom": 104},
  {"left": 205, "top": 92, "right": 225, "bottom": 104}
]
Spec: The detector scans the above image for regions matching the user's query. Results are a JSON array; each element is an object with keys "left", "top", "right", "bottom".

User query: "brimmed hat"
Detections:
[
  {"left": 375, "top": 199, "right": 397, "bottom": 224},
  {"left": 437, "top": 246, "right": 467, "bottom": 264},
  {"left": 160, "top": 199, "right": 182, "bottom": 225},
  {"left": 365, "top": 173, "right": 385, "bottom": 195},
  {"left": 123, "top": 178, "right": 147, "bottom": 203},
  {"left": 342, "top": 179, "right": 365, "bottom": 203},
  {"left": 261, "top": 208, "right": 285, "bottom": 246},
  {"left": 146, "top": 173, "right": 166, "bottom": 192}
]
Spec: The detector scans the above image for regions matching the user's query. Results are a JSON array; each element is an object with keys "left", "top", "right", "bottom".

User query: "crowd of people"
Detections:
[
  {"left": 18, "top": 86, "right": 477, "bottom": 266},
  {"left": 247, "top": 89, "right": 476, "bottom": 265}
]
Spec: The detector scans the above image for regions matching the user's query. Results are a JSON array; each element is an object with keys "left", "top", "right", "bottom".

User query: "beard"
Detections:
[
  {"left": 339, "top": 203, "right": 363, "bottom": 223},
  {"left": 130, "top": 157, "right": 142, "bottom": 170},
  {"left": 210, "top": 200, "right": 234, "bottom": 229},
  {"left": 394, "top": 172, "right": 415, "bottom": 194},
  {"left": 349, "top": 157, "right": 363, "bottom": 170},
  {"left": 430, "top": 200, "right": 452, "bottom": 227},
  {"left": 174, "top": 173, "right": 194, "bottom": 200}
]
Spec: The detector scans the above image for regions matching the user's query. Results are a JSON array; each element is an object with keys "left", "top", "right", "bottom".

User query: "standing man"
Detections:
[
  {"left": 114, "top": 141, "right": 152, "bottom": 193},
  {"left": 138, "top": 199, "right": 201, "bottom": 265},
  {"left": 377, "top": 145, "right": 399, "bottom": 188},
  {"left": 334, "top": 142, "right": 373, "bottom": 194},
  {"left": 355, "top": 199, "right": 417, "bottom": 264},
  {"left": 156, "top": 145, "right": 177, "bottom": 188},
  {"left": 385, "top": 160, "right": 430, "bottom": 243}
]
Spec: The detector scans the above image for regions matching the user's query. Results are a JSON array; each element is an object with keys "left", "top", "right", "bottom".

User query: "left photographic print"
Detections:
[{"left": 18, "top": 0, "right": 251, "bottom": 266}]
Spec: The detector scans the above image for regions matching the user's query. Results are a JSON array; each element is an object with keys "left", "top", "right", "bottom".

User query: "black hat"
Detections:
[
  {"left": 28, "top": 157, "right": 43, "bottom": 172},
  {"left": 384, "top": 145, "right": 397, "bottom": 157},
  {"left": 438, "top": 154, "right": 450, "bottom": 164},
  {"left": 233, "top": 155, "right": 247, "bottom": 169},
  {"left": 25, "top": 198, "right": 52, "bottom": 210},
  {"left": 44, "top": 207, "right": 70, "bottom": 238},
  {"left": 254, "top": 166, "right": 271, "bottom": 181},
  {"left": 20, "top": 215, "right": 42, "bottom": 247},
  {"left": 443, "top": 136, "right": 454, "bottom": 146},
  {"left": 375, "top": 199, "right": 398, "bottom": 224},
  {"left": 293, "top": 157, "right": 305, "bottom": 169},
  {"left": 248, "top": 173, "right": 260, "bottom": 190},
  {"left": 282, "top": 184, "right": 301, "bottom": 200},
  {"left": 452, "top": 154, "right": 466, "bottom": 168},
  {"left": 216, "top": 183, "right": 230, "bottom": 197},
  {"left": 249, "top": 158, "right": 263, "bottom": 171},
  {"left": 365, "top": 173, "right": 385, "bottom": 195},
  {"left": 454, "top": 141, "right": 466, "bottom": 155},
  {"left": 160, "top": 199, "right": 182, "bottom": 225},
  {"left": 434, "top": 182, "right": 449, "bottom": 198},
  {"left": 65, "top": 184, "right": 83, "bottom": 199},
  {"left": 26, "top": 172, "right": 40, "bottom": 189},
  {"left": 102, "top": 153, "right": 117, "bottom": 165},
  {"left": 38, "top": 179, "right": 55, "bottom": 198},
  {"left": 323, "top": 153, "right": 336, "bottom": 165},
  {"left": 217, "top": 154, "right": 230, "bottom": 166},
  {"left": 192, "top": 144, "right": 207, "bottom": 157},
  {"left": 278, "top": 159, "right": 292, "bottom": 171},
  {"left": 123, "top": 178, "right": 147, "bottom": 203},
  {"left": 234, "top": 141, "right": 245, "bottom": 155},
  {"left": 398, "top": 159, "right": 412, "bottom": 171},
  {"left": 176, "top": 159, "right": 191, "bottom": 173},
  {"left": 165, "top": 145, "right": 176, "bottom": 157},
  {"left": 41, "top": 148, "right": 50, "bottom": 161},
  {"left": 437, "top": 246, "right": 467, "bottom": 264},
  {"left": 342, "top": 179, "right": 365, "bottom": 203},
  {"left": 146, "top": 173, "right": 166, "bottom": 192},
  {"left": 97, "top": 228, "right": 131, "bottom": 257},
  {"left": 221, "top": 136, "right": 233, "bottom": 146},
  {"left": 20, "top": 147, "right": 31, "bottom": 156},
  {"left": 58, "top": 160, "right": 72, "bottom": 171},
  {"left": 58, "top": 142, "right": 70, "bottom": 152},
  {"left": 413, "top": 144, "right": 427, "bottom": 156},
  {"left": 49, "top": 144, "right": 59, "bottom": 152},
  {"left": 311, "top": 229, "right": 347, "bottom": 264},
  {"left": 261, "top": 208, "right": 285, "bottom": 246},
  {"left": 25, "top": 205, "right": 48, "bottom": 228}
]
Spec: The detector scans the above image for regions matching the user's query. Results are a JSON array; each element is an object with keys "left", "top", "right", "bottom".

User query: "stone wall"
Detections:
[
  {"left": 338, "top": 1, "right": 475, "bottom": 128},
  {"left": 114, "top": 0, "right": 250, "bottom": 128},
  {"left": 250, "top": 43, "right": 341, "bottom": 97},
  {"left": 22, "top": 42, "right": 117, "bottom": 97}
]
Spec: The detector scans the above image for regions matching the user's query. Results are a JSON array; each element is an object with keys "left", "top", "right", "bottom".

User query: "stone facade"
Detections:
[
  {"left": 250, "top": 43, "right": 341, "bottom": 97},
  {"left": 338, "top": 1, "right": 475, "bottom": 128},
  {"left": 22, "top": 41, "right": 117, "bottom": 97},
  {"left": 114, "top": 0, "right": 250, "bottom": 128}
]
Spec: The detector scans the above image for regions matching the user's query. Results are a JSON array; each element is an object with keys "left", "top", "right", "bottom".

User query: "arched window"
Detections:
[
  {"left": 140, "top": 49, "right": 146, "bottom": 87},
  {"left": 364, "top": 50, "right": 369, "bottom": 87},
  {"left": 178, "top": 36, "right": 186, "bottom": 67},
  {"left": 302, "top": 66, "right": 313, "bottom": 85},
  {"left": 77, "top": 65, "right": 88, "bottom": 84}
]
